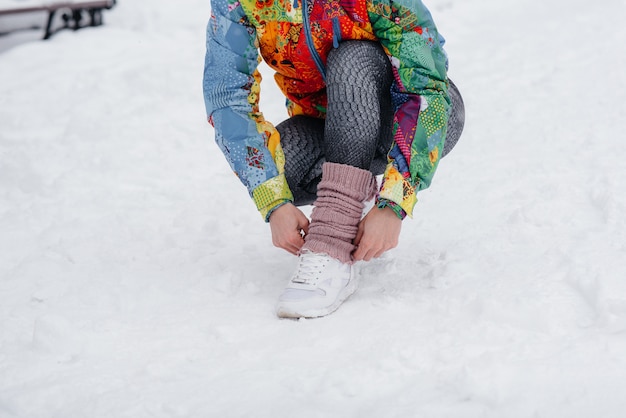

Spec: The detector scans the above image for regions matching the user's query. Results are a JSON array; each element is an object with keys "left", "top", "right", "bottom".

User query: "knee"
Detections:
[
  {"left": 326, "top": 41, "right": 391, "bottom": 85},
  {"left": 442, "top": 79, "right": 465, "bottom": 158}
]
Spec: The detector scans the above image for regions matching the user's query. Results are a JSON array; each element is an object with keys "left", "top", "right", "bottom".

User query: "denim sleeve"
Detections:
[{"left": 204, "top": 0, "right": 293, "bottom": 220}]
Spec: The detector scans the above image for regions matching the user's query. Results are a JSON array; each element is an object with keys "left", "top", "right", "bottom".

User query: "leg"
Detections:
[
  {"left": 278, "top": 43, "right": 465, "bottom": 209},
  {"left": 276, "top": 115, "right": 325, "bottom": 206},
  {"left": 275, "top": 42, "right": 466, "bottom": 318},
  {"left": 324, "top": 41, "right": 394, "bottom": 171},
  {"left": 276, "top": 41, "right": 391, "bottom": 318},
  {"left": 303, "top": 41, "right": 391, "bottom": 262},
  {"left": 442, "top": 78, "right": 465, "bottom": 157},
  {"left": 277, "top": 41, "right": 393, "bottom": 208},
  {"left": 325, "top": 41, "right": 466, "bottom": 162}
]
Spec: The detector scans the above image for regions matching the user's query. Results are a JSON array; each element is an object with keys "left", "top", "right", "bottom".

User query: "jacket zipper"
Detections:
[
  {"left": 331, "top": 16, "right": 341, "bottom": 48},
  {"left": 301, "top": 0, "right": 327, "bottom": 82}
]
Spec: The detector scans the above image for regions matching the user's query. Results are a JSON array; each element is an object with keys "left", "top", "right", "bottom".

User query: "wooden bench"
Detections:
[{"left": 0, "top": 0, "right": 116, "bottom": 39}]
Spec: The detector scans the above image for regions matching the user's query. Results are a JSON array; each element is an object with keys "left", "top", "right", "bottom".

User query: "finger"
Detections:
[
  {"left": 291, "top": 230, "right": 304, "bottom": 249},
  {"left": 300, "top": 219, "right": 310, "bottom": 236},
  {"left": 292, "top": 236, "right": 305, "bottom": 252},
  {"left": 364, "top": 247, "right": 378, "bottom": 261},
  {"left": 353, "top": 243, "right": 372, "bottom": 262},
  {"left": 354, "top": 223, "right": 364, "bottom": 246},
  {"left": 375, "top": 240, "right": 397, "bottom": 258},
  {"left": 275, "top": 234, "right": 302, "bottom": 255},
  {"left": 293, "top": 212, "right": 309, "bottom": 238},
  {"left": 287, "top": 233, "right": 304, "bottom": 249},
  {"left": 352, "top": 244, "right": 364, "bottom": 261},
  {"left": 363, "top": 243, "right": 384, "bottom": 261},
  {"left": 282, "top": 242, "right": 300, "bottom": 256},
  {"left": 273, "top": 239, "right": 294, "bottom": 254}
]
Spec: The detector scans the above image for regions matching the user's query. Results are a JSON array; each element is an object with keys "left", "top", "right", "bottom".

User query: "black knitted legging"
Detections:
[{"left": 277, "top": 41, "right": 465, "bottom": 206}]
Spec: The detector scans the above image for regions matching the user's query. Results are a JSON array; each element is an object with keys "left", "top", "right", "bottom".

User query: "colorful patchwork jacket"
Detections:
[{"left": 203, "top": 0, "right": 450, "bottom": 221}]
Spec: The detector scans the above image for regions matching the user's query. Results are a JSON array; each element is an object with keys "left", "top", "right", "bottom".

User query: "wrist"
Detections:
[
  {"left": 266, "top": 200, "right": 292, "bottom": 223},
  {"left": 376, "top": 198, "right": 407, "bottom": 220}
]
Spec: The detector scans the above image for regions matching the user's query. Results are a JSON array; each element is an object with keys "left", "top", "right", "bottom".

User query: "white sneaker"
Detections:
[{"left": 276, "top": 250, "right": 357, "bottom": 319}]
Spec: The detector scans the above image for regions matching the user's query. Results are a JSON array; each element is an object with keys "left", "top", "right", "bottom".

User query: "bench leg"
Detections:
[
  {"left": 42, "top": 6, "right": 108, "bottom": 39},
  {"left": 72, "top": 9, "right": 82, "bottom": 31},
  {"left": 88, "top": 9, "right": 104, "bottom": 27},
  {"left": 43, "top": 10, "right": 57, "bottom": 40}
]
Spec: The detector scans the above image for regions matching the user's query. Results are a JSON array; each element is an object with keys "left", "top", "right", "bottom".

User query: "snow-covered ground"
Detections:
[{"left": 1, "top": 0, "right": 626, "bottom": 416}]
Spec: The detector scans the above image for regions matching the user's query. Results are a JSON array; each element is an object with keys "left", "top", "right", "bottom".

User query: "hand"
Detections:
[
  {"left": 269, "top": 203, "right": 310, "bottom": 256},
  {"left": 352, "top": 206, "right": 402, "bottom": 262}
]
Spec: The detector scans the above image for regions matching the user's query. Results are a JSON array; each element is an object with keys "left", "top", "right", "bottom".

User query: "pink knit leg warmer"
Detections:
[{"left": 302, "top": 162, "right": 378, "bottom": 263}]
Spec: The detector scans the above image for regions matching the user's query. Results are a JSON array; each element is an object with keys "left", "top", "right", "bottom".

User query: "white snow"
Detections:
[{"left": 1, "top": 0, "right": 626, "bottom": 416}]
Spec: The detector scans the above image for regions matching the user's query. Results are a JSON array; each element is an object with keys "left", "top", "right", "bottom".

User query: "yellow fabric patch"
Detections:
[
  {"left": 379, "top": 164, "right": 418, "bottom": 218},
  {"left": 429, "top": 147, "right": 439, "bottom": 165},
  {"left": 253, "top": 174, "right": 294, "bottom": 219}
]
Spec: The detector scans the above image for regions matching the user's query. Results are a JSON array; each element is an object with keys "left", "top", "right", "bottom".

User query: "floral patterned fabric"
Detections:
[{"left": 203, "top": 0, "right": 449, "bottom": 220}]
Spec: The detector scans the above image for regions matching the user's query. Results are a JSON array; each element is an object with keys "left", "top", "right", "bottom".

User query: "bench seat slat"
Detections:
[{"left": 0, "top": 0, "right": 114, "bottom": 15}]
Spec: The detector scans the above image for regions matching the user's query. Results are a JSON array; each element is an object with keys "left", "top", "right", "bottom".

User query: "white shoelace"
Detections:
[{"left": 291, "top": 252, "right": 331, "bottom": 285}]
